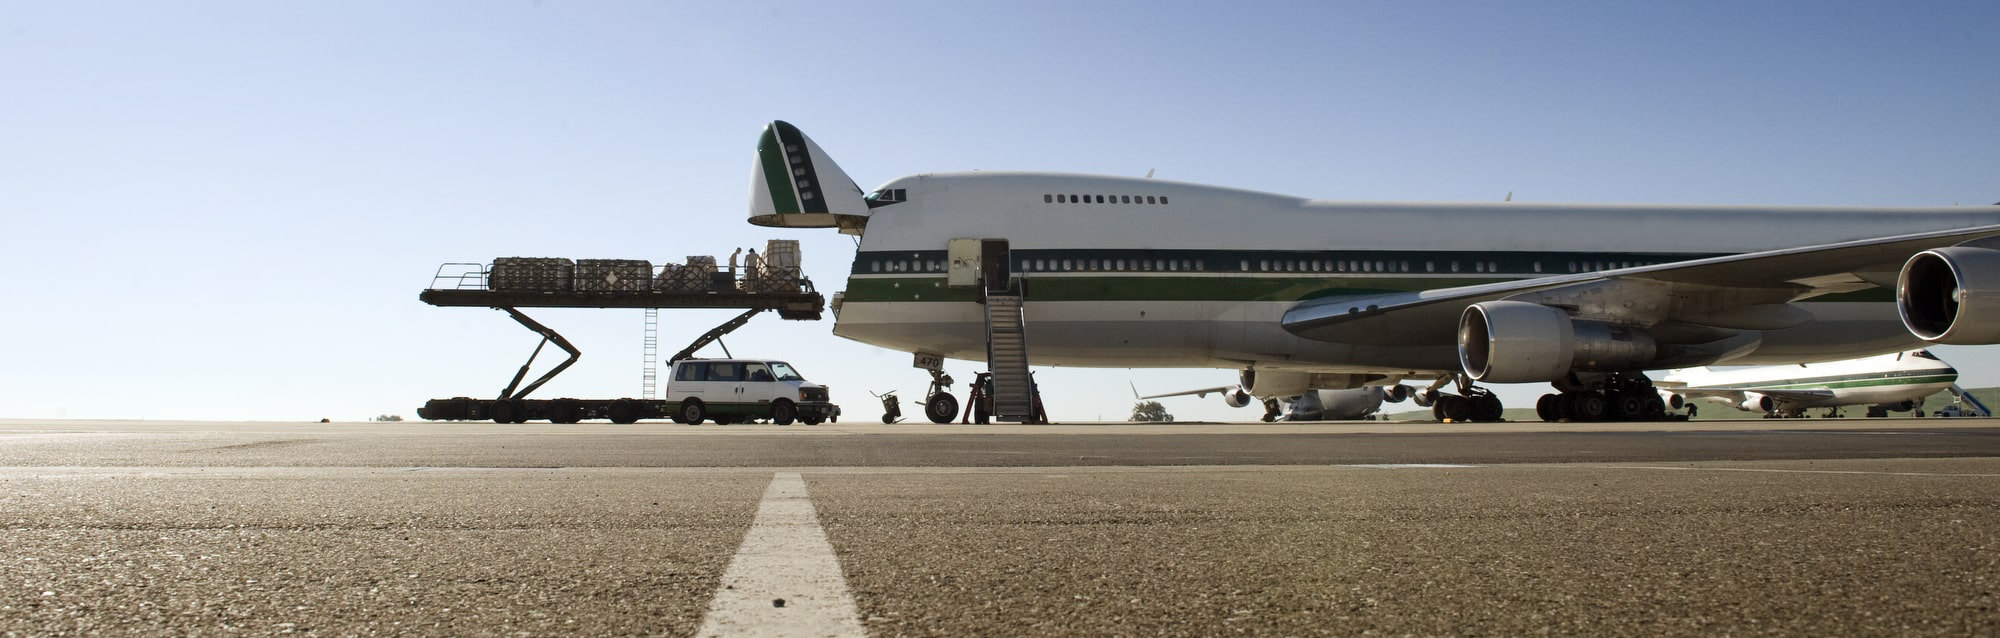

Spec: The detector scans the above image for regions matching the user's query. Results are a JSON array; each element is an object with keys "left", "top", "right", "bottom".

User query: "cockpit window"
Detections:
[{"left": 864, "top": 188, "right": 907, "bottom": 209}]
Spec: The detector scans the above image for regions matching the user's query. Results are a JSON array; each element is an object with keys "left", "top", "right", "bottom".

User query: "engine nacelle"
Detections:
[
  {"left": 1738, "top": 392, "right": 1773, "bottom": 413},
  {"left": 1239, "top": 369, "right": 1313, "bottom": 398},
  {"left": 1898, "top": 246, "right": 2000, "bottom": 344},
  {"left": 1459, "top": 301, "right": 1659, "bottom": 383},
  {"left": 1382, "top": 384, "right": 1411, "bottom": 404},
  {"left": 1223, "top": 388, "right": 1253, "bottom": 409},
  {"left": 1659, "top": 391, "right": 1685, "bottom": 410}
]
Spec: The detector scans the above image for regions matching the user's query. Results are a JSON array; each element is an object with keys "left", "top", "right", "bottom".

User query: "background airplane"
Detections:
[
  {"left": 1140, "top": 384, "right": 1413, "bottom": 422},
  {"left": 1657, "top": 350, "right": 1960, "bottom": 418}
]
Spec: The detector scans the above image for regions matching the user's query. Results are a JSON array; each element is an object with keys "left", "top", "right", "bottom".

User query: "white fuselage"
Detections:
[
  {"left": 833, "top": 172, "right": 2000, "bottom": 377},
  {"left": 1663, "top": 351, "right": 1957, "bottom": 410}
]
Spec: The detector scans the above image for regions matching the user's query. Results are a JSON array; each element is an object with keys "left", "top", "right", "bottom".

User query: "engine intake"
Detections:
[
  {"left": 1898, "top": 246, "right": 2000, "bottom": 345},
  {"left": 1459, "top": 301, "right": 1659, "bottom": 383}
]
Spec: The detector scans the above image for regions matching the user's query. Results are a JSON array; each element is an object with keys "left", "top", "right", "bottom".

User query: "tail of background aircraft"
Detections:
[{"left": 748, "top": 120, "right": 870, "bottom": 234}]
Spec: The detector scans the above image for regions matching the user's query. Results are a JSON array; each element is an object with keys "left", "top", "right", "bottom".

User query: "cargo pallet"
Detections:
[{"left": 415, "top": 258, "right": 826, "bottom": 424}]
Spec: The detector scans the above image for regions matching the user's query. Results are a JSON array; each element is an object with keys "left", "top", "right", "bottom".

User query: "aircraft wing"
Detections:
[
  {"left": 1283, "top": 223, "right": 2000, "bottom": 348},
  {"left": 1136, "top": 385, "right": 1238, "bottom": 400}
]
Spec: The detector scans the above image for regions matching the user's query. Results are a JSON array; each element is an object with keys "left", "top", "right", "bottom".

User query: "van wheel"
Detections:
[
  {"left": 770, "top": 400, "right": 797, "bottom": 426},
  {"left": 679, "top": 400, "right": 706, "bottom": 425}
]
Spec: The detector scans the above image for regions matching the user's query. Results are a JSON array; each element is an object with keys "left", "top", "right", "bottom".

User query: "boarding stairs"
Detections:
[
  {"left": 1948, "top": 384, "right": 1993, "bottom": 417},
  {"left": 982, "top": 286, "right": 1036, "bottom": 423}
]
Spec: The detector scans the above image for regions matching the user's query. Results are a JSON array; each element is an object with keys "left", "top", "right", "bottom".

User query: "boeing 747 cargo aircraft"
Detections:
[{"left": 747, "top": 121, "right": 2000, "bottom": 423}]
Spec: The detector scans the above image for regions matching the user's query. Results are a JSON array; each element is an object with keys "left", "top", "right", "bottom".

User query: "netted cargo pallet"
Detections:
[
  {"left": 491, "top": 257, "right": 575, "bottom": 292},
  {"left": 764, "top": 239, "right": 801, "bottom": 270},
  {"left": 657, "top": 255, "right": 718, "bottom": 292},
  {"left": 745, "top": 266, "right": 805, "bottom": 293},
  {"left": 576, "top": 259, "right": 652, "bottom": 293}
]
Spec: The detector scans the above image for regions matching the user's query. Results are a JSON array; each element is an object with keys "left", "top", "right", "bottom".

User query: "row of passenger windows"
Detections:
[
  {"left": 1044, "top": 193, "right": 1169, "bottom": 205},
  {"left": 863, "top": 257, "right": 1665, "bottom": 274}
]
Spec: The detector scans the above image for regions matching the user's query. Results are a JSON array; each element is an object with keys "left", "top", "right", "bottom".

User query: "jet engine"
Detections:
[
  {"left": 1738, "top": 392, "right": 1773, "bottom": 413},
  {"left": 1458, "top": 301, "right": 1659, "bottom": 383},
  {"left": 1238, "top": 369, "right": 1313, "bottom": 399},
  {"left": 1658, "top": 391, "right": 1684, "bottom": 410},
  {"left": 1898, "top": 246, "right": 2000, "bottom": 345},
  {"left": 1223, "top": 388, "right": 1253, "bottom": 408},
  {"left": 1383, "top": 384, "right": 1411, "bottom": 403}
]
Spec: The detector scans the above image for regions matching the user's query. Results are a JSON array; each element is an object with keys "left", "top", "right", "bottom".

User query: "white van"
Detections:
[{"left": 664, "top": 359, "right": 836, "bottom": 425}]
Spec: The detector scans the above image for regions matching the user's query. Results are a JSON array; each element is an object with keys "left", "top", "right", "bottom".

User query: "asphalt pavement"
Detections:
[{"left": 2, "top": 418, "right": 1996, "bottom": 635}]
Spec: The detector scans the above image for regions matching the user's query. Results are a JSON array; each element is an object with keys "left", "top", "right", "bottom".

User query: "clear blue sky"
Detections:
[{"left": 3, "top": 1, "right": 1997, "bottom": 421}]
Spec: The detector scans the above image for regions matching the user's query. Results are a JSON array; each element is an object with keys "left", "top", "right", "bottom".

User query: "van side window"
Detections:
[
  {"left": 706, "top": 362, "right": 744, "bottom": 382},
  {"left": 745, "top": 364, "right": 773, "bottom": 382},
  {"left": 675, "top": 362, "right": 707, "bottom": 382}
]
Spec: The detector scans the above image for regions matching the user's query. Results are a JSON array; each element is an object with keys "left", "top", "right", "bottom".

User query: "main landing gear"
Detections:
[
  {"left": 1535, "top": 372, "right": 1669, "bottom": 422},
  {"left": 1420, "top": 375, "right": 1506, "bottom": 423}
]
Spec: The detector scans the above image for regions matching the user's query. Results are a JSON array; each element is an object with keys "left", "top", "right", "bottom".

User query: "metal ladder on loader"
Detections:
[{"left": 982, "top": 287, "right": 1038, "bottom": 423}]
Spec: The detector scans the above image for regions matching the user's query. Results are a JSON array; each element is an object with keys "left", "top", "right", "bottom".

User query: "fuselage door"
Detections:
[
  {"left": 982, "top": 239, "right": 1011, "bottom": 293},
  {"left": 948, "top": 238, "right": 981, "bottom": 288}
]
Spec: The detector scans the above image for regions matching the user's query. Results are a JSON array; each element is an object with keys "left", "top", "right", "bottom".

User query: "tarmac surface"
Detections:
[{"left": 3, "top": 418, "right": 1999, "bottom": 635}]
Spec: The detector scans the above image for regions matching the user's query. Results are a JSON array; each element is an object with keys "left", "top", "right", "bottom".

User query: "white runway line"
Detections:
[
  {"left": 1611, "top": 465, "right": 2000, "bottom": 478},
  {"left": 698, "top": 472, "right": 866, "bottom": 638}
]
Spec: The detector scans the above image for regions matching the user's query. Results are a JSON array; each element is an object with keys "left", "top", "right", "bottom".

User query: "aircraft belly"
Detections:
[{"left": 833, "top": 300, "right": 1453, "bottom": 370}]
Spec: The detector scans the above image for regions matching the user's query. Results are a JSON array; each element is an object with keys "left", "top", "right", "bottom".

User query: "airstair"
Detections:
[
  {"left": 982, "top": 286, "right": 1037, "bottom": 423},
  {"left": 1947, "top": 384, "right": 1993, "bottom": 417}
]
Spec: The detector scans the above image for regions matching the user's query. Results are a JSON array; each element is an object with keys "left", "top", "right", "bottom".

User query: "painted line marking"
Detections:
[
  {"left": 697, "top": 472, "right": 865, "bottom": 638},
  {"left": 1610, "top": 466, "right": 2000, "bottom": 478},
  {"left": 1334, "top": 464, "right": 1482, "bottom": 469}
]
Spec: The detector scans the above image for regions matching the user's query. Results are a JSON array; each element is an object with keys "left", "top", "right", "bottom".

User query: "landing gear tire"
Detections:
[
  {"left": 1470, "top": 393, "right": 1504, "bottom": 422},
  {"left": 678, "top": 400, "right": 706, "bottom": 426},
  {"left": 802, "top": 417, "right": 823, "bottom": 425},
  {"left": 925, "top": 393, "right": 959, "bottom": 424},
  {"left": 1570, "top": 392, "right": 1608, "bottom": 422},
  {"left": 1536, "top": 394, "right": 1561, "bottom": 422},
  {"left": 1640, "top": 394, "right": 1667, "bottom": 420},
  {"left": 770, "top": 400, "right": 797, "bottom": 426},
  {"left": 1438, "top": 395, "right": 1471, "bottom": 422},
  {"left": 1611, "top": 392, "right": 1646, "bottom": 421}
]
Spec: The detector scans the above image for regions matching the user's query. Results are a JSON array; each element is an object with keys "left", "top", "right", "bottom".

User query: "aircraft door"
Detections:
[
  {"left": 982, "top": 239, "right": 1011, "bottom": 293},
  {"left": 948, "top": 238, "right": 980, "bottom": 288}
]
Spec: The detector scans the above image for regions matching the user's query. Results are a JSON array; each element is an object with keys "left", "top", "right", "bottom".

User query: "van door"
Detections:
[
  {"left": 704, "top": 361, "right": 745, "bottom": 409},
  {"left": 741, "top": 363, "right": 779, "bottom": 407}
]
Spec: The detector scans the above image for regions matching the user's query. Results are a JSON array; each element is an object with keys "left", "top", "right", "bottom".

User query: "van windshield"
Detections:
[{"left": 769, "top": 362, "right": 804, "bottom": 381}]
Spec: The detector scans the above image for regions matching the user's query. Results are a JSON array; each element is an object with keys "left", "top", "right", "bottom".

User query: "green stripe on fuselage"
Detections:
[
  {"left": 1732, "top": 372, "right": 1956, "bottom": 392},
  {"left": 844, "top": 275, "right": 1510, "bottom": 303}
]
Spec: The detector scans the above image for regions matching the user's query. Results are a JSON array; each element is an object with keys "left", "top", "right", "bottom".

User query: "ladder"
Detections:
[
  {"left": 982, "top": 287, "right": 1035, "bottom": 422},
  {"left": 641, "top": 308, "right": 660, "bottom": 399}
]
